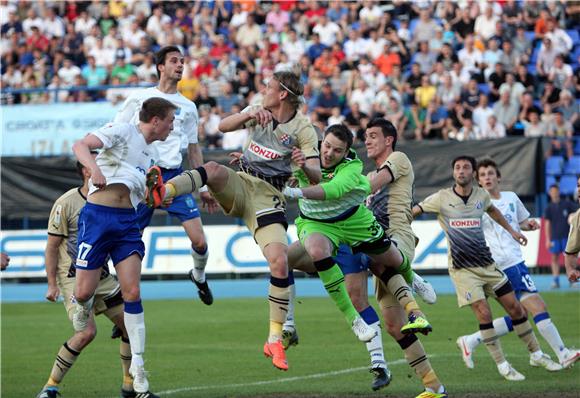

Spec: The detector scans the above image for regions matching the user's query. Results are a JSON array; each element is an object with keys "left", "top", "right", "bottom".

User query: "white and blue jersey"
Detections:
[
  {"left": 482, "top": 191, "right": 537, "bottom": 297},
  {"left": 76, "top": 122, "right": 155, "bottom": 270},
  {"left": 114, "top": 87, "right": 201, "bottom": 226},
  {"left": 89, "top": 122, "right": 159, "bottom": 208}
]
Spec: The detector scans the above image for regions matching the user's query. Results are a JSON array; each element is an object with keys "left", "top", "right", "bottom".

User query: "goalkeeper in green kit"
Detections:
[{"left": 283, "top": 124, "right": 431, "bottom": 336}]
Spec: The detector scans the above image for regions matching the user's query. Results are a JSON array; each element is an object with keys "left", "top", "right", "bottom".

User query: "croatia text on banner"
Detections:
[
  {"left": 1, "top": 102, "right": 120, "bottom": 157},
  {"left": 0, "top": 221, "right": 541, "bottom": 279}
]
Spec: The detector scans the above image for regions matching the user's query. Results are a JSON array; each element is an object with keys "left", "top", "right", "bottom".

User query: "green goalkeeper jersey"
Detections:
[{"left": 295, "top": 148, "right": 370, "bottom": 221}]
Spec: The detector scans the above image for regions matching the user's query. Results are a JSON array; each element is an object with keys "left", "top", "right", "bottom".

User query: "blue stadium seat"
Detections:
[
  {"left": 564, "top": 156, "right": 580, "bottom": 174},
  {"left": 546, "top": 175, "right": 557, "bottom": 190},
  {"left": 559, "top": 174, "right": 577, "bottom": 195},
  {"left": 566, "top": 30, "right": 580, "bottom": 46},
  {"left": 409, "top": 18, "right": 419, "bottom": 34},
  {"left": 524, "top": 30, "right": 535, "bottom": 43},
  {"left": 478, "top": 83, "right": 490, "bottom": 95},
  {"left": 545, "top": 155, "right": 564, "bottom": 175}
]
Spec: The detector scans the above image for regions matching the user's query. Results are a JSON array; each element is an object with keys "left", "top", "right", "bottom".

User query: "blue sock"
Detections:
[
  {"left": 359, "top": 306, "right": 380, "bottom": 325},
  {"left": 503, "top": 315, "right": 514, "bottom": 332}
]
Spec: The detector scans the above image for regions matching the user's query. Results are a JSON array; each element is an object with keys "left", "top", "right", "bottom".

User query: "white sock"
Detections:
[
  {"left": 191, "top": 245, "right": 209, "bottom": 283},
  {"left": 466, "top": 316, "right": 513, "bottom": 349},
  {"left": 366, "top": 321, "right": 387, "bottom": 369},
  {"left": 283, "top": 282, "right": 296, "bottom": 330},
  {"left": 124, "top": 311, "right": 146, "bottom": 356},
  {"left": 535, "top": 314, "right": 567, "bottom": 362}
]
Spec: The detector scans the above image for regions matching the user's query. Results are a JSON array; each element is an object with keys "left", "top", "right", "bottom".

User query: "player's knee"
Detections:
[
  {"left": 74, "top": 290, "right": 93, "bottom": 303},
  {"left": 122, "top": 285, "right": 141, "bottom": 302},
  {"left": 306, "top": 246, "right": 328, "bottom": 262},
  {"left": 76, "top": 324, "right": 97, "bottom": 347},
  {"left": 267, "top": 254, "right": 288, "bottom": 277},
  {"left": 203, "top": 161, "right": 223, "bottom": 179}
]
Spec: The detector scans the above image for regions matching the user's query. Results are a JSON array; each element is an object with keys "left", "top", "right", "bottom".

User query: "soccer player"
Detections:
[
  {"left": 71, "top": 97, "right": 177, "bottom": 398},
  {"left": 115, "top": 46, "right": 216, "bottom": 304},
  {"left": 413, "top": 156, "right": 557, "bottom": 381},
  {"left": 543, "top": 184, "right": 578, "bottom": 288},
  {"left": 564, "top": 177, "right": 580, "bottom": 283},
  {"left": 456, "top": 159, "right": 577, "bottom": 369},
  {"left": 37, "top": 153, "right": 135, "bottom": 398},
  {"left": 146, "top": 71, "right": 322, "bottom": 371},
  {"left": 282, "top": 125, "right": 431, "bottom": 332},
  {"left": 285, "top": 119, "right": 444, "bottom": 397}
]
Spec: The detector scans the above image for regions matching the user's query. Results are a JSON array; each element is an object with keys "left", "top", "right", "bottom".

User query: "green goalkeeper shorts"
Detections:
[{"left": 295, "top": 205, "right": 391, "bottom": 255}]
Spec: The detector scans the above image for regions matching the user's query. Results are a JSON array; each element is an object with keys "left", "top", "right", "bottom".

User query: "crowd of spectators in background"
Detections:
[{"left": 1, "top": 0, "right": 580, "bottom": 150}]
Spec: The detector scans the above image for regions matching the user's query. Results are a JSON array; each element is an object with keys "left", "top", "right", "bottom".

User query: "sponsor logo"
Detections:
[
  {"left": 449, "top": 218, "right": 481, "bottom": 228},
  {"left": 248, "top": 141, "right": 283, "bottom": 160},
  {"left": 76, "top": 259, "right": 88, "bottom": 267}
]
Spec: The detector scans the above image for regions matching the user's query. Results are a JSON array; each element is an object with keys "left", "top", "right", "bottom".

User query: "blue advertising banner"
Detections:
[{"left": 1, "top": 102, "right": 119, "bottom": 157}]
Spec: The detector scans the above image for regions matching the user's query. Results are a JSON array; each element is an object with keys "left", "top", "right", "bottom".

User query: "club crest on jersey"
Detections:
[
  {"left": 465, "top": 291, "right": 472, "bottom": 301},
  {"left": 174, "top": 107, "right": 181, "bottom": 115},
  {"left": 475, "top": 201, "right": 483, "bottom": 209},
  {"left": 279, "top": 133, "right": 291, "bottom": 145}
]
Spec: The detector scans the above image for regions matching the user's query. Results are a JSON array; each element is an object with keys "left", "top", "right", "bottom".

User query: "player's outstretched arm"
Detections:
[
  {"left": 412, "top": 204, "right": 423, "bottom": 219},
  {"left": 487, "top": 205, "right": 527, "bottom": 245},
  {"left": 368, "top": 168, "right": 394, "bottom": 194}
]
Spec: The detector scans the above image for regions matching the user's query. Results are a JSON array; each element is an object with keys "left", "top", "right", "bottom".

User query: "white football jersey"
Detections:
[
  {"left": 114, "top": 87, "right": 199, "bottom": 169},
  {"left": 482, "top": 191, "right": 530, "bottom": 270},
  {"left": 89, "top": 123, "right": 159, "bottom": 208}
]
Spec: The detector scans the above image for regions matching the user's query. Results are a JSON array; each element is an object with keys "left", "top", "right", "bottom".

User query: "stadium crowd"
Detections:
[{"left": 1, "top": 0, "right": 579, "bottom": 149}]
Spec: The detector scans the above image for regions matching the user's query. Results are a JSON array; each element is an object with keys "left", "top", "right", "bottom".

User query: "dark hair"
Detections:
[
  {"left": 273, "top": 71, "right": 303, "bottom": 109},
  {"left": 477, "top": 158, "right": 501, "bottom": 178},
  {"left": 76, "top": 151, "right": 99, "bottom": 178},
  {"left": 549, "top": 184, "right": 559, "bottom": 190},
  {"left": 366, "top": 118, "right": 398, "bottom": 150},
  {"left": 325, "top": 124, "right": 353, "bottom": 150},
  {"left": 155, "top": 46, "right": 182, "bottom": 78},
  {"left": 452, "top": 155, "right": 476, "bottom": 170},
  {"left": 139, "top": 97, "right": 178, "bottom": 122}
]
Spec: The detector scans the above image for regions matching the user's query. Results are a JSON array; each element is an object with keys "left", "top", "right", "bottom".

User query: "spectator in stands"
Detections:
[
  {"left": 499, "top": 72, "right": 526, "bottom": 105},
  {"left": 198, "top": 104, "right": 222, "bottom": 150},
  {"left": 437, "top": 43, "right": 458, "bottom": 72},
  {"left": 412, "top": 9, "right": 440, "bottom": 49},
  {"left": 482, "top": 38, "right": 503, "bottom": 79},
  {"left": 545, "top": 17, "right": 573, "bottom": 56},
  {"left": 57, "top": 57, "right": 81, "bottom": 87},
  {"left": 498, "top": 40, "right": 519, "bottom": 74},
  {"left": 348, "top": 78, "right": 375, "bottom": 115},
  {"left": 43, "top": 7, "right": 65, "bottom": 39},
  {"left": 327, "top": 106, "right": 345, "bottom": 127},
  {"left": 546, "top": 109, "right": 574, "bottom": 159},
  {"left": 313, "top": 48, "right": 338, "bottom": 78},
  {"left": 481, "top": 114, "right": 506, "bottom": 139},
  {"left": 111, "top": 56, "right": 135, "bottom": 83},
  {"left": 474, "top": 4, "right": 500, "bottom": 41},
  {"left": 487, "top": 62, "right": 506, "bottom": 102},
  {"left": 534, "top": 9, "right": 551, "bottom": 42},
  {"left": 89, "top": 36, "right": 115, "bottom": 67},
  {"left": 549, "top": 54, "right": 574, "bottom": 91},
  {"left": 421, "top": 100, "right": 448, "bottom": 140},
  {"left": 23, "top": 8, "right": 43, "bottom": 36},
  {"left": 516, "top": 63, "right": 536, "bottom": 93},
  {"left": 216, "top": 81, "right": 241, "bottom": 116},
  {"left": 493, "top": 90, "right": 520, "bottom": 135},
  {"left": 518, "top": 92, "right": 542, "bottom": 123},
  {"left": 472, "top": 94, "right": 494, "bottom": 132},
  {"left": 523, "top": 108, "right": 549, "bottom": 138},
  {"left": 512, "top": 25, "right": 532, "bottom": 65},
  {"left": 458, "top": 34, "right": 483, "bottom": 80},
  {"left": 235, "top": 13, "right": 262, "bottom": 48},
  {"left": 437, "top": 73, "right": 460, "bottom": 109},
  {"left": 344, "top": 102, "right": 368, "bottom": 140},
  {"left": 542, "top": 80, "right": 562, "bottom": 109},
  {"left": 415, "top": 41, "right": 437, "bottom": 75},
  {"left": 460, "top": 78, "right": 481, "bottom": 111},
  {"left": 537, "top": 37, "right": 559, "bottom": 82},
  {"left": 455, "top": 115, "right": 481, "bottom": 141},
  {"left": 559, "top": 90, "right": 579, "bottom": 131},
  {"left": 26, "top": 25, "right": 49, "bottom": 52},
  {"left": 81, "top": 55, "right": 106, "bottom": 88}
]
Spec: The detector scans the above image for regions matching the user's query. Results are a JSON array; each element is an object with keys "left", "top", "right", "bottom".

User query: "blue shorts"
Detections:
[
  {"left": 503, "top": 262, "right": 538, "bottom": 299},
  {"left": 334, "top": 244, "right": 370, "bottom": 275},
  {"left": 76, "top": 203, "right": 145, "bottom": 270},
  {"left": 137, "top": 167, "right": 200, "bottom": 229},
  {"left": 549, "top": 238, "right": 568, "bottom": 254}
]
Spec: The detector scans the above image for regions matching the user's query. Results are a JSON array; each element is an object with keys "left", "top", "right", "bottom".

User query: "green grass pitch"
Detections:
[{"left": 2, "top": 292, "right": 579, "bottom": 397}]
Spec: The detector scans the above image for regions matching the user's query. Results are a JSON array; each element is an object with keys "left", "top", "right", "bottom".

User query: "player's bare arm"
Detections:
[
  {"left": 412, "top": 204, "right": 423, "bottom": 219},
  {"left": 564, "top": 251, "right": 580, "bottom": 282},
  {"left": 368, "top": 168, "right": 394, "bottom": 193},
  {"left": 487, "top": 204, "right": 527, "bottom": 245},
  {"left": 72, "top": 135, "right": 105, "bottom": 188},
  {"left": 44, "top": 234, "right": 63, "bottom": 302},
  {"left": 218, "top": 108, "right": 271, "bottom": 131}
]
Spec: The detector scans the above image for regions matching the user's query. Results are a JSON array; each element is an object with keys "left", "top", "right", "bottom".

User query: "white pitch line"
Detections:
[{"left": 157, "top": 358, "right": 410, "bottom": 396}]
